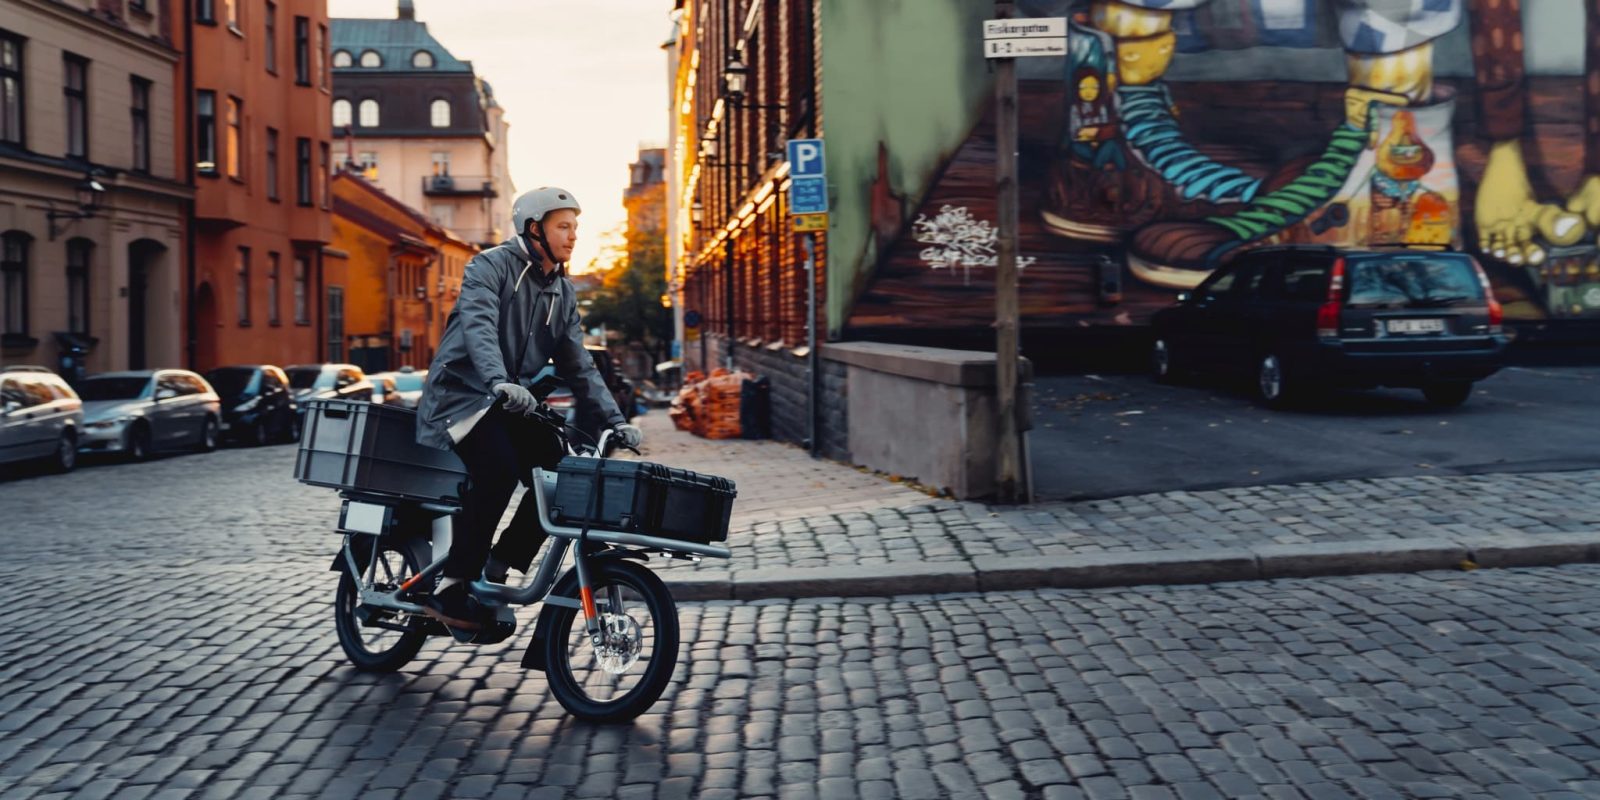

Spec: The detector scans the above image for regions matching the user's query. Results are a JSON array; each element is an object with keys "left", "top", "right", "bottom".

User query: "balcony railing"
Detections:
[{"left": 421, "top": 175, "right": 498, "bottom": 197}]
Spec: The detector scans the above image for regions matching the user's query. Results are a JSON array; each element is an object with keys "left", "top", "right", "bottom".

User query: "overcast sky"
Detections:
[{"left": 328, "top": 0, "right": 675, "bottom": 272}]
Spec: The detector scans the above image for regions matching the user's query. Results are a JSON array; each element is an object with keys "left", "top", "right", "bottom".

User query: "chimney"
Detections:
[{"left": 398, "top": 0, "right": 415, "bottom": 20}]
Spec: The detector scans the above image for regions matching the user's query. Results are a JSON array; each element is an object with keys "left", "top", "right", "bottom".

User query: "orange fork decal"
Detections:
[
  {"left": 580, "top": 586, "right": 598, "bottom": 621},
  {"left": 400, "top": 573, "right": 427, "bottom": 592}
]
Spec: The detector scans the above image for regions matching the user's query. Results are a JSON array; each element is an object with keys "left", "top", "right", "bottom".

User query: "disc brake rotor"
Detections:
[{"left": 592, "top": 612, "right": 644, "bottom": 674}]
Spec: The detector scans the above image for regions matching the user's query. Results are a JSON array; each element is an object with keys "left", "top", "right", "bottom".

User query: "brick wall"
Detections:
[{"left": 692, "top": 332, "right": 849, "bottom": 461}]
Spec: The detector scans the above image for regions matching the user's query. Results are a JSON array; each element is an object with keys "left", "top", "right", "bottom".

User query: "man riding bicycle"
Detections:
[{"left": 415, "top": 187, "right": 642, "bottom": 631}]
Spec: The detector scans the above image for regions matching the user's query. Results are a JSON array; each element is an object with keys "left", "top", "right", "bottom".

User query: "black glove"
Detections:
[{"left": 494, "top": 382, "right": 534, "bottom": 414}]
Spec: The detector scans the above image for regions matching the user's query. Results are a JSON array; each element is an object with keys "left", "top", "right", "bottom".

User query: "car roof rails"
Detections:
[{"left": 0, "top": 365, "right": 54, "bottom": 374}]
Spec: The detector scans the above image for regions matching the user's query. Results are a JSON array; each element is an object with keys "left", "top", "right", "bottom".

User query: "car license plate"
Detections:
[{"left": 1387, "top": 318, "right": 1446, "bottom": 335}]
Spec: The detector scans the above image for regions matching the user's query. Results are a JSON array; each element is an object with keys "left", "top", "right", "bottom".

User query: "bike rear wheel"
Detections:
[
  {"left": 334, "top": 535, "right": 428, "bottom": 672},
  {"left": 542, "top": 559, "right": 679, "bottom": 723}
]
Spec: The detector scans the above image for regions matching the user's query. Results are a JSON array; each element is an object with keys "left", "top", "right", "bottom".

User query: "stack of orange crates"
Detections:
[{"left": 695, "top": 369, "right": 749, "bottom": 440}]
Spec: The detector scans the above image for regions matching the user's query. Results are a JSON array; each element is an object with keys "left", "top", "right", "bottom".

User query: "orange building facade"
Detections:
[
  {"left": 185, "top": 0, "right": 334, "bottom": 372},
  {"left": 329, "top": 171, "right": 472, "bottom": 372}
]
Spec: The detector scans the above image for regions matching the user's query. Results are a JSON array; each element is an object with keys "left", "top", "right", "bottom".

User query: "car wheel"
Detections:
[
  {"left": 199, "top": 416, "right": 219, "bottom": 452},
  {"left": 126, "top": 423, "right": 152, "bottom": 462},
  {"left": 52, "top": 430, "right": 77, "bottom": 474},
  {"left": 250, "top": 420, "right": 269, "bottom": 447},
  {"left": 284, "top": 413, "right": 303, "bottom": 444},
  {"left": 1423, "top": 381, "right": 1473, "bottom": 407},
  {"left": 1256, "top": 353, "right": 1293, "bottom": 408},
  {"left": 1152, "top": 338, "right": 1177, "bottom": 383}
]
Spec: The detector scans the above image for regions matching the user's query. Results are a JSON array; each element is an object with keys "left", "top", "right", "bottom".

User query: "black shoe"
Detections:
[{"left": 423, "top": 582, "right": 485, "bottom": 631}]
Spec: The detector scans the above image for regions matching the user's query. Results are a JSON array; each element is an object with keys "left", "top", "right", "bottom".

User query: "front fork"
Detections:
[{"left": 572, "top": 545, "right": 606, "bottom": 647}]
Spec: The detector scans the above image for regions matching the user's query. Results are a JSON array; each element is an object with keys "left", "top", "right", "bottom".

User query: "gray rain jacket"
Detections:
[{"left": 415, "top": 237, "right": 624, "bottom": 451}]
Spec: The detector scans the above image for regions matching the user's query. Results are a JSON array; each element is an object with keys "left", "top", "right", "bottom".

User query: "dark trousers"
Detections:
[{"left": 446, "top": 407, "right": 564, "bottom": 580}]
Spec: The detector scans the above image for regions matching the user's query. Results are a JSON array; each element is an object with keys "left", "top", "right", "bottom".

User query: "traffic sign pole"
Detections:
[
  {"left": 786, "top": 138, "right": 828, "bottom": 456},
  {"left": 992, "top": 2, "right": 1028, "bottom": 504}
]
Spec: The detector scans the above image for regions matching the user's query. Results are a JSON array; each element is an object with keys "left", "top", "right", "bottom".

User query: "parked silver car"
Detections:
[
  {"left": 0, "top": 367, "right": 84, "bottom": 473},
  {"left": 78, "top": 370, "right": 222, "bottom": 460},
  {"left": 286, "top": 364, "right": 374, "bottom": 416}
]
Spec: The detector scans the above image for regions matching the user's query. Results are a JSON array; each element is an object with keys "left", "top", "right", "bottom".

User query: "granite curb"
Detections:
[{"left": 660, "top": 532, "right": 1600, "bottom": 600}]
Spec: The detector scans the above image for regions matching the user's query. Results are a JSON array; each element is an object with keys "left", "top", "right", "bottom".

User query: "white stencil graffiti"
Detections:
[{"left": 912, "top": 205, "right": 1037, "bottom": 285}]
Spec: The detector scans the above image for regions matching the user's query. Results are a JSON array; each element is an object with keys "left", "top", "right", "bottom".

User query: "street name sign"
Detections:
[{"left": 983, "top": 17, "right": 1067, "bottom": 58}]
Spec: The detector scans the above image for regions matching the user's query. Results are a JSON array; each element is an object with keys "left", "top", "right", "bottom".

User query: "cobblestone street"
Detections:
[{"left": 4, "top": 445, "right": 1600, "bottom": 798}]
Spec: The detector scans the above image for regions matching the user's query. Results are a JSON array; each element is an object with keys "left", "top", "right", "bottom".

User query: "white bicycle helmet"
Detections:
[{"left": 511, "top": 187, "right": 581, "bottom": 264}]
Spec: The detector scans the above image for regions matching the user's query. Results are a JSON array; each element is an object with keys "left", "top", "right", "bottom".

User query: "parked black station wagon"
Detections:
[{"left": 1151, "top": 246, "right": 1507, "bottom": 407}]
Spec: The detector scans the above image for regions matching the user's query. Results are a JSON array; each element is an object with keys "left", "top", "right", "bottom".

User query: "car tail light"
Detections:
[
  {"left": 1317, "top": 256, "right": 1346, "bottom": 339},
  {"left": 1472, "top": 259, "right": 1503, "bottom": 334}
]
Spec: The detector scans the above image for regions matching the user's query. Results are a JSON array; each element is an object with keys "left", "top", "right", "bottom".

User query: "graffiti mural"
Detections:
[{"left": 843, "top": 0, "right": 1600, "bottom": 338}]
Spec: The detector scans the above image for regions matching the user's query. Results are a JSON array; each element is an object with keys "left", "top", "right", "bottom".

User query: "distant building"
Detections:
[
  {"left": 1, "top": 0, "right": 191, "bottom": 375},
  {"left": 329, "top": 171, "right": 473, "bottom": 373},
  {"left": 330, "top": 0, "right": 513, "bottom": 250}
]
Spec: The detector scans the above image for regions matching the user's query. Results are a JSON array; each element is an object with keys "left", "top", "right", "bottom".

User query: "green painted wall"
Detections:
[{"left": 819, "top": 0, "right": 992, "bottom": 336}]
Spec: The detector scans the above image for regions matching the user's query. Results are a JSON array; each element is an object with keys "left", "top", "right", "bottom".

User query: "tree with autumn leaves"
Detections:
[{"left": 581, "top": 224, "right": 673, "bottom": 370}]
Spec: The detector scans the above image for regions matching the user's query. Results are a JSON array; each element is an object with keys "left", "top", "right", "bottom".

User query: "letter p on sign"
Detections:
[{"left": 788, "top": 139, "right": 825, "bottom": 178}]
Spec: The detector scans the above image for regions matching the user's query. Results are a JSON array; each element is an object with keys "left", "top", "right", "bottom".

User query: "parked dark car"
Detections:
[
  {"left": 285, "top": 364, "right": 374, "bottom": 416},
  {"left": 205, "top": 365, "right": 301, "bottom": 446},
  {"left": 77, "top": 370, "right": 222, "bottom": 460},
  {"left": 1150, "top": 246, "right": 1507, "bottom": 407},
  {"left": 1, "top": 367, "right": 83, "bottom": 473}
]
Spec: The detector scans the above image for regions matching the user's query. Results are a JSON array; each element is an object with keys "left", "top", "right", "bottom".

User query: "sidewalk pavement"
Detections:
[{"left": 634, "top": 411, "right": 1600, "bottom": 600}]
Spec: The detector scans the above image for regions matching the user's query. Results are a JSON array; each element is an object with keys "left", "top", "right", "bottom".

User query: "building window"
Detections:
[
  {"left": 130, "top": 77, "right": 151, "bottom": 173},
  {"left": 2, "top": 232, "right": 29, "bottom": 337},
  {"left": 431, "top": 151, "right": 449, "bottom": 176},
  {"left": 66, "top": 238, "right": 91, "bottom": 335},
  {"left": 63, "top": 54, "right": 87, "bottom": 160},
  {"left": 331, "top": 98, "right": 351, "bottom": 128},
  {"left": 326, "top": 285, "right": 343, "bottom": 359},
  {"left": 294, "top": 256, "right": 309, "bottom": 324},
  {"left": 224, "top": 0, "right": 238, "bottom": 31},
  {"left": 294, "top": 17, "right": 309, "bottom": 85},
  {"left": 430, "top": 98, "right": 450, "bottom": 128},
  {"left": 266, "top": 127, "right": 279, "bottom": 200},
  {"left": 358, "top": 150, "right": 378, "bottom": 179},
  {"left": 267, "top": 252, "right": 280, "bottom": 325},
  {"left": 196, "top": 0, "right": 214, "bottom": 24},
  {"left": 296, "top": 137, "right": 311, "bottom": 205},
  {"left": 320, "top": 141, "right": 330, "bottom": 209},
  {"left": 317, "top": 24, "right": 328, "bottom": 89},
  {"left": 412, "top": 50, "right": 434, "bottom": 68},
  {"left": 236, "top": 247, "right": 251, "bottom": 325},
  {"left": 1, "top": 32, "right": 24, "bottom": 147},
  {"left": 130, "top": 0, "right": 146, "bottom": 11},
  {"left": 332, "top": 49, "right": 352, "bottom": 68},
  {"left": 359, "top": 50, "right": 381, "bottom": 68},
  {"left": 196, "top": 90, "right": 217, "bottom": 174},
  {"left": 226, "top": 96, "right": 243, "bottom": 179},
  {"left": 264, "top": 2, "right": 277, "bottom": 74},
  {"left": 358, "top": 99, "right": 379, "bottom": 127}
]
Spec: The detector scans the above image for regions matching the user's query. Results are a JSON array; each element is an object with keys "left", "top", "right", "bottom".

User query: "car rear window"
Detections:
[
  {"left": 288, "top": 367, "right": 331, "bottom": 390},
  {"left": 205, "top": 368, "right": 258, "bottom": 399},
  {"left": 79, "top": 377, "right": 151, "bottom": 400},
  {"left": 1346, "top": 257, "right": 1483, "bottom": 308}
]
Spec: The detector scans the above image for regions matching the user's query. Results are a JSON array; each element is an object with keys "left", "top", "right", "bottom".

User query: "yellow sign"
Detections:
[{"left": 792, "top": 213, "right": 828, "bottom": 233}]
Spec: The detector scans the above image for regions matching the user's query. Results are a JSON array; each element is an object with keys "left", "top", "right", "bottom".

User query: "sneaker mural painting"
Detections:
[{"left": 839, "top": 0, "right": 1600, "bottom": 341}]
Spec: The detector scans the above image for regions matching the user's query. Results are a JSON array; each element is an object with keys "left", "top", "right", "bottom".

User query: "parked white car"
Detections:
[{"left": 0, "top": 367, "right": 83, "bottom": 473}]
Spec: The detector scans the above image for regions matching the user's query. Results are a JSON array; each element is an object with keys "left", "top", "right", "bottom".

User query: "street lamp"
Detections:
[
  {"left": 723, "top": 58, "right": 782, "bottom": 110},
  {"left": 47, "top": 172, "right": 106, "bottom": 240},
  {"left": 691, "top": 201, "right": 704, "bottom": 225}
]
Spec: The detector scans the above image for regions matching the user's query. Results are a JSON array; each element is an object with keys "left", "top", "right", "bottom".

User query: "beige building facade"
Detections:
[
  {"left": 0, "top": 0, "right": 191, "bottom": 374},
  {"left": 330, "top": 2, "right": 513, "bottom": 249}
]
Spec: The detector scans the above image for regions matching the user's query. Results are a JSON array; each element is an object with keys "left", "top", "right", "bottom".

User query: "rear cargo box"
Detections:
[{"left": 294, "top": 399, "right": 468, "bottom": 503}]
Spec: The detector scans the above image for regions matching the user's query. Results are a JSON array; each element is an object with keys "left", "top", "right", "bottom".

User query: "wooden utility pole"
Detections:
[{"left": 993, "top": 0, "right": 1025, "bottom": 504}]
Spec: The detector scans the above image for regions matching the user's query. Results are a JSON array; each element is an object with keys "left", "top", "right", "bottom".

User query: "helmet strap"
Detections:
[{"left": 528, "top": 219, "right": 563, "bottom": 270}]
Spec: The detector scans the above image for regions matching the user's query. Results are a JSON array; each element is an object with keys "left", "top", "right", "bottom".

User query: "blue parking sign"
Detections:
[{"left": 787, "top": 139, "right": 825, "bottom": 178}]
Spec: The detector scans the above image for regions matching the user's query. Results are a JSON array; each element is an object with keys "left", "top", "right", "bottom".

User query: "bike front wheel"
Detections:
[
  {"left": 334, "top": 535, "right": 428, "bottom": 672},
  {"left": 542, "top": 559, "right": 679, "bottom": 723}
]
